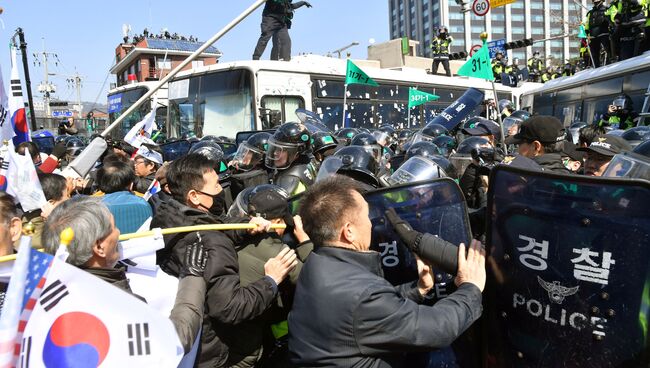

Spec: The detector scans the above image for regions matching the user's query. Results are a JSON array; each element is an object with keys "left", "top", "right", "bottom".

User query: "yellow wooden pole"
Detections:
[{"left": 118, "top": 223, "right": 287, "bottom": 241}]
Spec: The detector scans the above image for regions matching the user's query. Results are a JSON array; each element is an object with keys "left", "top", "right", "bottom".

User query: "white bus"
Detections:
[
  {"left": 165, "top": 55, "right": 540, "bottom": 139},
  {"left": 520, "top": 53, "right": 650, "bottom": 127},
  {"left": 107, "top": 81, "right": 168, "bottom": 139}
]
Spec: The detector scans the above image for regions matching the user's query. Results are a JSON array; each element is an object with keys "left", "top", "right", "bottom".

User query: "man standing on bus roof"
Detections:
[
  {"left": 431, "top": 26, "right": 453, "bottom": 77},
  {"left": 491, "top": 52, "right": 506, "bottom": 82},
  {"left": 252, "top": 0, "right": 312, "bottom": 62},
  {"left": 585, "top": 0, "right": 613, "bottom": 67},
  {"left": 527, "top": 51, "right": 544, "bottom": 82}
]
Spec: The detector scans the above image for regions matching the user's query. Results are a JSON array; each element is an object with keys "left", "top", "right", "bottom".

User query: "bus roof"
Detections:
[
  {"left": 108, "top": 81, "right": 168, "bottom": 96},
  {"left": 525, "top": 52, "right": 650, "bottom": 95},
  {"left": 172, "top": 54, "right": 539, "bottom": 95}
]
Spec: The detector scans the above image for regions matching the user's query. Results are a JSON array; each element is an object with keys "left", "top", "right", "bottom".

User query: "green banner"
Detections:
[
  {"left": 457, "top": 42, "right": 494, "bottom": 81},
  {"left": 408, "top": 88, "right": 439, "bottom": 108},
  {"left": 578, "top": 24, "right": 587, "bottom": 39},
  {"left": 401, "top": 37, "right": 410, "bottom": 55},
  {"left": 345, "top": 60, "right": 379, "bottom": 86}
]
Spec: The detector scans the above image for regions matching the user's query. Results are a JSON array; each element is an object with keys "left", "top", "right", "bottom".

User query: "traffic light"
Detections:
[
  {"left": 49, "top": 101, "right": 68, "bottom": 107},
  {"left": 450, "top": 51, "right": 468, "bottom": 60},
  {"left": 454, "top": 0, "right": 470, "bottom": 12},
  {"left": 505, "top": 38, "right": 534, "bottom": 50}
]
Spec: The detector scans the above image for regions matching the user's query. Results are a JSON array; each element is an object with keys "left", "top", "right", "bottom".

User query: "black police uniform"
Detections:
[
  {"left": 586, "top": 1, "right": 612, "bottom": 67},
  {"left": 252, "top": 0, "right": 310, "bottom": 61}
]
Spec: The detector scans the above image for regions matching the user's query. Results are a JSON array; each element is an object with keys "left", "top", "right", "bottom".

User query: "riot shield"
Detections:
[
  {"left": 427, "top": 88, "right": 485, "bottom": 132},
  {"left": 295, "top": 108, "right": 332, "bottom": 134},
  {"left": 160, "top": 140, "right": 191, "bottom": 162},
  {"left": 485, "top": 165, "right": 650, "bottom": 367},
  {"left": 235, "top": 129, "right": 276, "bottom": 147},
  {"left": 32, "top": 136, "right": 55, "bottom": 155}
]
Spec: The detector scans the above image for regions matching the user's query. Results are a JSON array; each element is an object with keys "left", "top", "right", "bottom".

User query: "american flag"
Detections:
[{"left": 12, "top": 249, "right": 53, "bottom": 365}]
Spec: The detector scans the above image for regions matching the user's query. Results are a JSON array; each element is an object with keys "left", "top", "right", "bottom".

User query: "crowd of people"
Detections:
[
  {"left": 122, "top": 28, "right": 201, "bottom": 45},
  {"left": 3, "top": 91, "right": 650, "bottom": 367}
]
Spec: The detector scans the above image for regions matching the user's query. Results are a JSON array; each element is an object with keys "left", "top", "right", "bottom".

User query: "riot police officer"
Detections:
[
  {"left": 599, "top": 94, "right": 639, "bottom": 130},
  {"left": 311, "top": 131, "right": 339, "bottom": 168},
  {"left": 431, "top": 26, "right": 453, "bottom": 77},
  {"left": 265, "top": 122, "right": 316, "bottom": 196},
  {"left": 527, "top": 51, "right": 544, "bottom": 82},
  {"left": 585, "top": 0, "right": 613, "bottom": 67},
  {"left": 229, "top": 132, "right": 272, "bottom": 199},
  {"left": 541, "top": 66, "right": 554, "bottom": 83},
  {"left": 492, "top": 52, "right": 506, "bottom": 82},
  {"left": 609, "top": 0, "right": 646, "bottom": 61},
  {"left": 252, "top": 0, "right": 312, "bottom": 61}
]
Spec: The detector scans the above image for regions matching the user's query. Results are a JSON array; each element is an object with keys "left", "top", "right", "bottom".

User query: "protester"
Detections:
[
  {"left": 25, "top": 173, "right": 70, "bottom": 248},
  {"left": 133, "top": 145, "right": 163, "bottom": 193},
  {"left": 252, "top": 0, "right": 312, "bottom": 61},
  {"left": 289, "top": 175, "right": 485, "bottom": 367},
  {"left": 505, "top": 115, "right": 571, "bottom": 173},
  {"left": 15, "top": 141, "right": 67, "bottom": 174},
  {"left": 578, "top": 134, "right": 633, "bottom": 176},
  {"left": 95, "top": 159, "right": 153, "bottom": 234},
  {"left": 41, "top": 196, "right": 208, "bottom": 354},
  {"left": 0, "top": 193, "right": 21, "bottom": 257},
  {"left": 152, "top": 153, "right": 298, "bottom": 368}
]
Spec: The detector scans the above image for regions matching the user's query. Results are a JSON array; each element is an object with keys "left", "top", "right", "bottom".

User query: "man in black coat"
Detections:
[
  {"left": 152, "top": 153, "right": 298, "bottom": 368},
  {"left": 288, "top": 175, "right": 486, "bottom": 367},
  {"left": 252, "top": 0, "right": 312, "bottom": 61}
]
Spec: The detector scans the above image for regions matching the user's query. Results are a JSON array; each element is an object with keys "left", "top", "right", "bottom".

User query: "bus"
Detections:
[
  {"left": 520, "top": 52, "right": 650, "bottom": 127},
  {"left": 165, "top": 55, "right": 540, "bottom": 139},
  {"left": 107, "top": 81, "right": 168, "bottom": 139}
]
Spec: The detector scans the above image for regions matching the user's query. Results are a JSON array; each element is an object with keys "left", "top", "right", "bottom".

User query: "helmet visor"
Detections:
[
  {"left": 265, "top": 140, "right": 301, "bottom": 170},
  {"left": 602, "top": 153, "right": 650, "bottom": 180},
  {"left": 449, "top": 153, "right": 474, "bottom": 176},
  {"left": 388, "top": 156, "right": 445, "bottom": 185},
  {"left": 372, "top": 131, "right": 391, "bottom": 147},
  {"left": 410, "top": 132, "right": 435, "bottom": 145},
  {"left": 315, "top": 156, "right": 344, "bottom": 183},
  {"left": 612, "top": 98, "right": 628, "bottom": 109},
  {"left": 232, "top": 142, "right": 264, "bottom": 171}
]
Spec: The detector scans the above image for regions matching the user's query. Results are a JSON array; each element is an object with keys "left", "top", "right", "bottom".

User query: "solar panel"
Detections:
[{"left": 145, "top": 39, "right": 220, "bottom": 54}]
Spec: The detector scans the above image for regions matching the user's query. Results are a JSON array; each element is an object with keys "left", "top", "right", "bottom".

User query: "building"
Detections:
[
  {"left": 388, "top": 0, "right": 586, "bottom": 65},
  {"left": 110, "top": 37, "right": 222, "bottom": 87}
]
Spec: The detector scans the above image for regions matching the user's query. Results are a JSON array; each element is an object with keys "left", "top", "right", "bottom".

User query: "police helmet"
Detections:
[
  {"left": 351, "top": 133, "right": 382, "bottom": 162},
  {"left": 568, "top": 121, "right": 589, "bottom": 144},
  {"left": 200, "top": 135, "right": 220, "bottom": 143},
  {"left": 450, "top": 136, "right": 493, "bottom": 175},
  {"left": 633, "top": 140, "right": 650, "bottom": 158},
  {"left": 32, "top": 130, "right": 54, "bottom": 139},
  {"left": 190, "top": 141, "right": 229, "bottom": 176},
  {"left": 498, "top": 99, "right": 515, "bottom": 114},
  {"left": 372, "top": 130, "right": 393, "bottom": 148},
  {"left": 621, "top": 126, "right": 650, "bottom": 148},
  {"left": 333, "top": 145, "right": 380, "bottom": 187},
  {"left": 311, "top": 131, "right": 339, "bottom": 156},
  {"left": 265, "top": 122, "right": 311, "bottom": 170},
  {"left": 227, "top": 184, "right": 289, "bottom": 219},
  {"left": 431, "top": 135, "right": 458, "bottom": 157},
  {"left": 65, "top": 138, "right": 85, "bottom": 158},
  {"left": 510, "top": 110, "right": 531, "bottom": 121},
  {"left": 438, "top": 26, "right": 448, "bottom": 34},
  {"left": 405, "top": 141, "right": 443, "bottom": 161},
  {"left": 335, "top": 128, "right": 360, "bottom": 146},
  {"left": 612, "top": 94, "right": 633, "bottom": 111},
  {"left": 231, "top": 132, "right": 271, "bottom": 171},
  {"left": 388, "top": 156, "right": 449, "bottom": 186}
]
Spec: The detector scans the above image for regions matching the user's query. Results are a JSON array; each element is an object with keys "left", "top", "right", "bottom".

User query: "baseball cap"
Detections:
[
  {"left": 136, "top": 145, "right": 163, "bottom": 165},
  {"left": 462, "top": 120, "right": 501, "bottom": 140},
  {"left": 577, "top": 134, "right": 633, "bottom": 157},
  {"left": 561, "top": 141, "right": 585, "bottom": 162},
  {"left": 505, "top": 115, "right": 565, "bottom": 145},
  {"left": 247, "top": 187, "right": 295, "bottom": 228}
]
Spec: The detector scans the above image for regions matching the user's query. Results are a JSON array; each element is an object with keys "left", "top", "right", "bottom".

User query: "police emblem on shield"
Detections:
[{"left": 537, "top": 276, "right": 579, "bottom": 304}]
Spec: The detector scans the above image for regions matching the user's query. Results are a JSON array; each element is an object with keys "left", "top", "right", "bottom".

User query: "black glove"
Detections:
[
  {"left": 385, "top": 208, "right": 422, "bottom": 252},
  {"left": 51, "top": 141, "right": 67, "bottom": 159},
  {"left": 180, "top": 233, "right": 208, "bottom": 278}
]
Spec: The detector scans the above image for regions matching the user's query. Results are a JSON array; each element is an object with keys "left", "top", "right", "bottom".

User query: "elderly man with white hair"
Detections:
[{"left": 42, "top": 197, "right": 207, "bottom": 354}]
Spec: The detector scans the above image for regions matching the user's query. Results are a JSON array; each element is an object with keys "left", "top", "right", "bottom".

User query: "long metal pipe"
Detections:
[
  {"left": 100, "top": 0, "right": 267, "bottom": 137},
  {"left": 16, "top": 28, "right": 38, "bottom": 131}
]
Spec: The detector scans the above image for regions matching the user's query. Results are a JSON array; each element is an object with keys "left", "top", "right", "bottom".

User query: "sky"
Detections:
[{"left": 0, "top": 0, "right": 389, "bottom": 105}]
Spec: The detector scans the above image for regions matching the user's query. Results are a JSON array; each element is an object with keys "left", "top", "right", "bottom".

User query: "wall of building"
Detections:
[{"left": 388, "top": 0, "right": 586, "bottom": 66}]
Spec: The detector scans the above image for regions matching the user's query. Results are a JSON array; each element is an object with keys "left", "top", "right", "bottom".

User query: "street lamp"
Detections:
[{"left": 331, "top": 42, "right": 360, "bottom": 58}]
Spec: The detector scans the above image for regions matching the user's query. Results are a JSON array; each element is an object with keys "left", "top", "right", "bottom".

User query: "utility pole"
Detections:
[
  {"left": 66, "top": 70, "right": 83, "bottom": 119},
  {"left": 14, "top": 28, "right": 38, "bottom": 131},
  {"left": 34, "top": 38, "right": 58, "bottom": 118}
]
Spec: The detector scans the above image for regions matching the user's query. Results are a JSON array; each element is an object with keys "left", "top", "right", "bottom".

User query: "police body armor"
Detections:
[
  {"left": 485, "top": 164, "right": 650, "bottom": 367},
  {"left": 588, "top": 3, "right": 611, "bottom": 36},
  {"left": 272, "top": 158, "right": 316, "bottom": 196},
  {"left": 230, "top": 169, "right": 271, "bottom": 200},
  {"left": 432, "top": 37, "right": 453, "bottom": 59}
]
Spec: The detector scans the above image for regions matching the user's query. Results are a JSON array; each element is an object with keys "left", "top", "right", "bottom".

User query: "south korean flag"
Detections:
[{"left": 18, "top": 257, "right": 184, "bottom": 367}]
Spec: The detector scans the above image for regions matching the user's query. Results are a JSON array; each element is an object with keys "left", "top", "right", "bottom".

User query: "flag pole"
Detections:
[
  {"left": 407, "top": 106, "right": 411, "bottom": 129},
  {"left": 491, "top": 80, "right": 508, "bottom": 155},
  {"left": 342, "top": 83, "right": 348, "bottom": 128}
]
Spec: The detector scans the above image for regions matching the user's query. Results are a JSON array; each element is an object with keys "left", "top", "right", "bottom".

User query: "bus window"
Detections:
[
  {"left": 589, "top": 77, "right": 624, "bottom": 97},
  {"left": 623, "top": 70, "right": 650, "bottom": 92},
  {"left": 584, "top": 96, "right": 616, "bottom": 125},
  {"left": 168, "top": 103, "right": 196, "bottom": 139},
  {"left": 260, "top": 96, "right": 306, "bottom": 128},
  {"left": 554, "top": 101, "right": 582, "bottom": 126},
  {"left": 313, "top": 101, "right": 374, "bottom": 131},
  {"left": 169, "top": 69, "right": 254, "bottom": 139},
  {"left": 376, "top": 84, "right": 409, "bottom": 100},
  {"left": 532, "top": 93, "right": 554, "bottom": 116},
  {"left": 377, "top": 102, "right": 408, "bottom": 128},
  {"left": 107, "top": 87, "right": 149, "bottom": 139}
]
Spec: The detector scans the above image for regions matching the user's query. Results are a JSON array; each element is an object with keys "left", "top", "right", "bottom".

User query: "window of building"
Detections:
[
  {"left": 551, "top": 40, "right": 563, "bottom": 47},
  {"left": 449, "top": 12, "right": 464, "bottom": 20},
  {"left": 492, "top": 26, "right": 505, "bottom": 33},
  {"left": 450, "top": 25, "right": 464, "bottom": 32},
  {"left": 512, "top": 27, "right": 525, "bottom": 34},
  {"left": 531, "top": 14, "right": 544, "bottom": 22},
  {"left": 512, "top": 14, "right": 524, "bottom": 21},
  {"left": 550, "top": 3, "right": 562, "bottom": 10},
  {"left": 531, "top": 2, "right": 544, "bottom": 9},
  {"left": 472, "top": 26, "right": 484, "bottom": 33},
  {"left": 512, "top": 1, "right": 524, "bottom": 8},
  {"left": 532, "top": 27, "right": 544, "bottom": 35},
  {"left": 492, "top": 14, "right": 505, "bottom": 20}
]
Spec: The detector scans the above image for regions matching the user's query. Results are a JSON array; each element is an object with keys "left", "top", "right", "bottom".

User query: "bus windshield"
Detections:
[
  {"left": 107, "top": 87, "right": 150, "bottom": 138},
  {"left": 167, "top": 69, "right": 253, "bottom": 139}
]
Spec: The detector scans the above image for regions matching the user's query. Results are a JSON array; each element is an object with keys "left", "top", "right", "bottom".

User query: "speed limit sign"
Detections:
[{"left": 472, "top": 0, "right": 490, "bottom": 16}]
